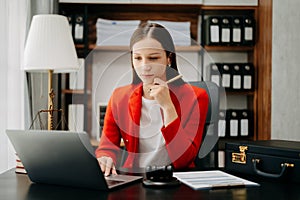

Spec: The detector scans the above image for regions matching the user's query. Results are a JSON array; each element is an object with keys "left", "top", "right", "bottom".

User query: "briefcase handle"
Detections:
[{"left": 252, "top": 159, "right": 294, "bottom": 179}]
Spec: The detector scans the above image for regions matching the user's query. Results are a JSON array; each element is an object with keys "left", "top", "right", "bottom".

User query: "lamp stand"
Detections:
[
  {"left": 39, "top": 69, "right": 62, "bottom": 130},
  {"left": 48, "top": 69, "right": 54, "bottom": 130},
  {"left": 29, "top": 70, "right": 66, "bottom": 130}
]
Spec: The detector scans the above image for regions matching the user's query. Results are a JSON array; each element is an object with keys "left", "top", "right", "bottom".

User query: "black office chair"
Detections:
[{"left": 189, "top": 81, "right": 220, "bottom": 169}]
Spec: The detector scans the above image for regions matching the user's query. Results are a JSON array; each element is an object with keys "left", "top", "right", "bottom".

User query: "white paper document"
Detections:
[
  {"left": 147, "top": 20, "right": 191, "bottom": 46},
  {"left": 174, "top": 170, "right": 259, "bottom": 190},
  {"left": 96, "top": 18, "right": 141, "bottom": 46}
]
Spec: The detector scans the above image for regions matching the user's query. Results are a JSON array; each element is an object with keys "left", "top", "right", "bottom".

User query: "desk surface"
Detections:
[{"left": 0, "top": 169, "right": 299, "bottom": 200}]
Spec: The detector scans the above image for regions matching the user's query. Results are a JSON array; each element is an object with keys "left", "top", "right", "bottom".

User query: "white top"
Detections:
[{"left": 138, "top": 97, "right": 171, "bottom": 168}]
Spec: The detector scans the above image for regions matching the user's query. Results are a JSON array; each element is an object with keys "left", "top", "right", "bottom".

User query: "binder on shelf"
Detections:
[
  {"left": 218, "top": 110, "right": 226, "bottom": 137},
  {"left": 220, "top": 64, "right": 231, "bottom": 90},
  {"left": 209, "top": 63, "right": 221, "bottom": 87},
  {"left": 231, "top": 16, "right": 243, "bottom": 45},
  {"left": 97, "top": 103, "right": 107, "bottom": 139},
  {"left": 74, "top": 14, "right": 84, "bottom": 43},
  {"left": 223, "top": 109, "right": 253, "bottom": 138},
  {"left": 66, "top": 14, "right": 73, "bottom": 34},
  {"left": 204, "top": 14, "right": 255, "bottom": 47},
  {"left": 242, "top": 63, "right": 254, "bottom": 91},
  {"left": 242, "top": 16, "right": 255, "bottom": 46},
  {"left": 210, "top": 62, "right": 254, "bottom": 92},
  {"left": 205, "top": 16, "right": 221, "bottom": 45},
  {"left": 239, "top": 109, "right": 253, "bottom": 137},
  {"left": 232, "top": 64, "right": 242, "bottom": 90},
  {"left": 226, "top": 110, "right": 239, "bottom": 137},
  {"left": 99, "top": 106, "right": 106, "bottom": 127},
  {"left": 220, "top": 16, "right": 231, "bottom": 45}
]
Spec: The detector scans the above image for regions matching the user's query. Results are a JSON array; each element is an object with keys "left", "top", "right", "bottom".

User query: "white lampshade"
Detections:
[{"left": 24, "top": 14, "right": 79, "bottom": 73}]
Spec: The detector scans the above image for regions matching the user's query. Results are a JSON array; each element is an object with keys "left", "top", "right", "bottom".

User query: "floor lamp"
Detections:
[{"left": 23, "top": 14, "right": 79, "bottom": 130}]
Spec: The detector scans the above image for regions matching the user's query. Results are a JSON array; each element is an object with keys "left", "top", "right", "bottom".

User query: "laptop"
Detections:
[{"left": 6, "top": 129, "right": 142, "bottom": 190}]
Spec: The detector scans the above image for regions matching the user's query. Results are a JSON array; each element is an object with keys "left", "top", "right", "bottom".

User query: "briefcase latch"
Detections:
[{"left": 232, "top": 146, "right": 248, "bottom": 164}]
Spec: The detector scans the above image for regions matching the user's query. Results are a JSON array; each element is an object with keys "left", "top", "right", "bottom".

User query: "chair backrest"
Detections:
[{"left": 189, "top": 81, "right": 220, "bottom": 169}]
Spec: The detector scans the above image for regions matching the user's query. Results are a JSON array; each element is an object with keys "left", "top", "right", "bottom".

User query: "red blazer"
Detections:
[{"left": 95, "top": 82, "right": 209, "bottom": 170}]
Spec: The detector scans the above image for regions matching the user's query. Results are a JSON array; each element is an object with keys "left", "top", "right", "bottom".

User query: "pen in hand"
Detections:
[
  {"left": 165, "top": 74, "right": 183, "bottom": 84},
  {"left": 148, "top": 74, "right": 183, "bottom": 93}
]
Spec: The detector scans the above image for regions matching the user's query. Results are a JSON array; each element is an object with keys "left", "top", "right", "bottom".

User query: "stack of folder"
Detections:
[
  {"left": 96, "top": 18, "right": 192, "bottom": 46},
  {"left": 148, "top": 20, "right": 192, "bottom": 46},
  {"left": 96, "top": 18, "right": 141, "bottom": 46}
]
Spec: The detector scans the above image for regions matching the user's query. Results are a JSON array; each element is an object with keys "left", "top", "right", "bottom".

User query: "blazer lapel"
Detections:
[
  {"left": 127, "top": 84, "right": 142, "bottom": 166},
  {"left": 128, "top": 84, "right": 142, "bottom": 126}
]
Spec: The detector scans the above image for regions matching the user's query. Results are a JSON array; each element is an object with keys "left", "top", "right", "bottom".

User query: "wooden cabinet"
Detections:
[{"left": 59, "top": 1, "right": 272, "bottom": 143}]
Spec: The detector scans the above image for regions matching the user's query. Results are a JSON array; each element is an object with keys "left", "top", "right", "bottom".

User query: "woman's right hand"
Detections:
[{"left": 97, "top": 156, "right": 117, "bottom": 176}]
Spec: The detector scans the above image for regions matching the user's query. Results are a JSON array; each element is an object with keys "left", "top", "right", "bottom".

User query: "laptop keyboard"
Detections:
[
  {"left": 105, "top": 175, "right": 125, "bottom": 186},
  {"left": 106, "top": 179, "right": 125, "bottom": 186}
]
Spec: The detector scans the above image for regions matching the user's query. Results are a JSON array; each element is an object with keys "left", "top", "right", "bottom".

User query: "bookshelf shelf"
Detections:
[
  {"left": 204, "top": 46, "right": 254, "bottom": 52},
  {"left": 89, "top": 45, "right": 202, "bottom": 52}
]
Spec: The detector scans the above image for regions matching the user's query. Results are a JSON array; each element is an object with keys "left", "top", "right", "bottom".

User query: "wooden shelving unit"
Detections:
[{"left": 59, "top": 1, "right": 272, "bottom": 142}]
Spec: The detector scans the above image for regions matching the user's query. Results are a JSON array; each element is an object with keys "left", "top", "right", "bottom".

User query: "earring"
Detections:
[{"left": 167, "top": 64, "right": 171, "bottom": 67}]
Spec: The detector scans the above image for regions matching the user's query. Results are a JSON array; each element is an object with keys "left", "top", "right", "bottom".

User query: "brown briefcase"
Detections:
[{"left": 225, "top": 140, "right": 300, "bottom": 183}]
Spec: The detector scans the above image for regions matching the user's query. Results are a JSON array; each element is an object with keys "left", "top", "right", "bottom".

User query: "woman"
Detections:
[{"left": 95, "top": 22, "right": 209, "bottom": 176}]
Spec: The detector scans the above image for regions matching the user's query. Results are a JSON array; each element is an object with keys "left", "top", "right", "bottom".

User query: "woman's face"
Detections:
[{"left": 132, "top": 38, "right": 169, "bottom": 84}]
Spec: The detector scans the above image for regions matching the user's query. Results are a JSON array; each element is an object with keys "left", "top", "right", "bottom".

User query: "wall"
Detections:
[{"left": 272, "top": 0, "right": 300, "bottom": 141}]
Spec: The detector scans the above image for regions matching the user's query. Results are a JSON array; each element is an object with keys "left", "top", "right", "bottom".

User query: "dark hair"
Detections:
[{"left": 130, "top": 22, "right": 184, "bottom": 85}]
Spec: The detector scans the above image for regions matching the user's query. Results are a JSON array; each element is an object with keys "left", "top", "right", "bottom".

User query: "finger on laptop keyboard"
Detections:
[
  {"left": 112, "top": 166, "right": 117, "bottom": 175},
  {"left": 97, "top": 157, "right": 105, "bottom": 173},
  {"left": 105, "top": 163, "right": 113, "bottom": 176},
  {"left": 98, "top": 156, "right": 111, "bottom": 174},
  {"left": 104, "top": 157, "right": 114, "bottom": 176}
]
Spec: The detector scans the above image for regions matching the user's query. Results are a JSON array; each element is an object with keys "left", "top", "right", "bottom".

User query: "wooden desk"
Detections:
[{"left": 0, "top": 169, "right": 299, "bottom": 200}]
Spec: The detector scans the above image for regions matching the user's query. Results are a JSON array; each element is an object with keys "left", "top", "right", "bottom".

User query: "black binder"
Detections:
[
  {"left": 226, "top": 110, "right": 239, "bottom": 137},
  {"left": 231, "top": 64, "right": 242, "bottom": 91},
  {"left": 74, "top": 14, "right": 84, "bottom": 43},
  {"left": 220, "top": 64, "right": 231, "bottom": 90},
  {"left": 242, "top": 63, "right": 255, "bottom": 91},
  {"left": 242, "top": 16, "right": 255, "bottom": 46},
  {"left": 98, "top": 104, "right": 107, "bottom": 136},
  {"left": 231, "top": 16, "right": 243, "bottom": 45},
  {"left": 220, "top": 16, "right": 231, "bottom": 46},
  {"left": 66, "top": 15, "right": 73, "bottom": 36},
  {"left": 238, "top": 109, "right": 253, "bottom": 137},
  {"left": 205, "top": 16, "right": 221, "bottom": 45},
  {"left": 218, "top": 110, "right": 226, "bottom": 137},
  {"left": 209, "top": 63, "right": 221, "bottom": 87}
]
